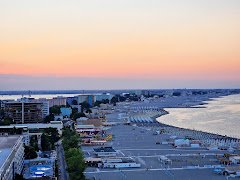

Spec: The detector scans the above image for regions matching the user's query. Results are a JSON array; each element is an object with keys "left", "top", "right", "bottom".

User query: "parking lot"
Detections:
[{"left": 83, "top": 123, "right": 228, "bottom": 180}]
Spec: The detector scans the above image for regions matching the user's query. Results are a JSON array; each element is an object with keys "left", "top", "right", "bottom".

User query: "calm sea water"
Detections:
[{"left": 157, "top": 94, "right": 240, "bottom": 138}]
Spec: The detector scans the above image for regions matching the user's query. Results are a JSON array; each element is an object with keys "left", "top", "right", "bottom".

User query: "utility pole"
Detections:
[{"left": 21, "top": 95, "right": 24, "bottom": 124}]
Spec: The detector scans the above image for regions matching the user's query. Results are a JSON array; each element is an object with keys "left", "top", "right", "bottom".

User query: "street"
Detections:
[{"left": 56, "top": 141, "right": 69, "bottom": 180}]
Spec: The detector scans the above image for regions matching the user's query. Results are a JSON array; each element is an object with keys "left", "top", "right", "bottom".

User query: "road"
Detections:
[{"left": 56, "top": 141, "right": 69, "bottom": 180}]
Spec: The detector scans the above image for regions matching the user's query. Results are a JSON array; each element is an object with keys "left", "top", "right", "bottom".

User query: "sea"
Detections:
[{"left": 157, "top": 94, "right": 240, "bottom": 139}]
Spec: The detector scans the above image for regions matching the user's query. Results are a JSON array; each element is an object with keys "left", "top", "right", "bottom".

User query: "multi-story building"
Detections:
[
  {"left": 4, "top": 101, "right": 44, "bottom": 124},
  {"left": 76, "top": 93, "right": 113, "bottom": 107},
  {"left": 77, "top": 94, "right": 95, "bottom": 106},
  {"left": 30, "top": 98, "right": 50, "bottom": 117},
  {"left": 48, "top": 96, "right": 67, "bottom": 107},
  {"left": 94, "top": 93, "right": 113, "bottom": 102},
  {"left": 0, "top": 99, "right": 15, "bottom": 108},
  {"left": 0, "top": 135, "right": 24, "bottom": 180}
]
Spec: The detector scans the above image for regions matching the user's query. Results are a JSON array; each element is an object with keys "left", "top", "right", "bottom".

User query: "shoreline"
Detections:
[{"left": 154, "top": 94, "right": 240, "bottom": 140}]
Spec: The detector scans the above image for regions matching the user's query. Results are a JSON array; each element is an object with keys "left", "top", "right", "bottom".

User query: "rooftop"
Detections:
[
  {"left": 76, "top": 125, "right": 96, "bottom": 129},
  {"left": 0, "top": 135, "right": 21, "bottom": 169},
  {"left": 10, "top": 122, "right": 63, "bottom": 129}
]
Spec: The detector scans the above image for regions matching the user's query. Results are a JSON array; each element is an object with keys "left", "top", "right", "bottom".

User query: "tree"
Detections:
[
  {"left": 72, "top": 99, "right": 78, "bottom": 105},
  {"left": 24, "top": 146, "right": 38, "bottom": 159},
  {"left": 172, "top": 92, "right": 181, "bottom": 96},
  {"left": 44, "top": 113, "right": 55, "bottom": 123},
  {"left": 0, "top": 116, "right": 14, "bottom": 125},
  {"left": 45, "top": 128, "right": 60, "bottom": 143},
  {"left": 41, "top": 133, "right": 52, "bottom": 151},
  {"left": 41, "top": 128, "right": 60, "bottom": 151},
  {"left": 94, "top": 101, "right": 102, "bottom": 107},
  {"left": 85, "top": 109, "right": 92, "bottom": 117},
  {"left": 50, "top": 106, "right": 61, "bottom": 115},
  {"left": 62, "top": 134, "right": 80, "bottom": 149},
  {"left": 80, "top": 101, "right": 90, "bottom": 112},
  {"left": 72, "top": 112, "right": 86, "bottom": 121},
  {"left": 65, "top": 148, "right": 85, "bottom": 180},
  {"left": 110, "top": 96, "right": 118, "bottom": 106},
  {"left": 15, "top": 173, "right": 24, "bottom": 180},
  {"left": 62, "top": 128, "right": 85, "bottom": 180},
  {"left": 94, "top": 99, "right": 109, "bottom": 107},
  {"left": 0, "top": 108, "right": 4, "bottom": 117},
  {"left": 30, "top": 135, "right": 39, "bottom": 151}
]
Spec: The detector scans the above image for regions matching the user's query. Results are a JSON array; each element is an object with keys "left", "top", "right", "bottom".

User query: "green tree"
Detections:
[
  {"left": 72, "top": 112, "right": 86, "bottom": 121},
  {"left": 41, "top": 128, "right": 60, "bottom": 151},
  {"left": 62, "top": 128, "right": 85, "bottom": 180},
  {"left": 41, "top": 133, "right": 52, "bottom": 151},
  {"left": 0, "top": 108, "right": 4, "bottom": 117},
  {"left": 94, "top": 100, "right": 101, "bottom": 107},
  {"left": 110, "top": 96, "right": 119, "bottom": 106},
  {"left": 44, "top": 113, "right": 55, "bottom": 123},
  {"left": 30, "top": 135, "right": 39, "bottom": 151},
  {"left": 50, "top": 106, "right": 61, "bottom": 115},
  {"left": 62, "top": 134, "right": 80, "bottom": 149},
  {"left": 65, "top": 148, "right": 85, "bottom": 180},
  {"left": 24, "top": 146, "right": 38, "bottom": 159},
  {"left": 80, "top": 101, "right": 90, "bottom": 112},
  {"left": 0, "top": 116, "right": 14, "bottom": 125},
  {"left": 72, "top": 99, "right": 78, "bottom": 105},
  {"left": 85, "top": 109, "right": 92, "bottom": 116}
]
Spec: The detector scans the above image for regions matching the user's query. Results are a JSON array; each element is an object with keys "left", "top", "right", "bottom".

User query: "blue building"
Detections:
[{"left": 60, "top": 107, "right": 72, "bottom": 117}]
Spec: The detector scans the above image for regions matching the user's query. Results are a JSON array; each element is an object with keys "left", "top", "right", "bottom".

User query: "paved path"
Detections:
[
  {"left": 56, "top": 142, "right": 69, "bottom": 180},
  {"left": 84, "top": 165, "right": 221, "bottom": 174}
]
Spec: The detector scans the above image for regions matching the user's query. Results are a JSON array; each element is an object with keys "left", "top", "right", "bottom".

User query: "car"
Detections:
[{"left": 156, "top": 142, "right": 160, "bottom": 144}]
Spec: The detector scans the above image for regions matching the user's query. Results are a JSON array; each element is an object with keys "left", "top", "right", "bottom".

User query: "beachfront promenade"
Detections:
[{"left": 83, "top": 94, "right": 240, "bottom": 180}]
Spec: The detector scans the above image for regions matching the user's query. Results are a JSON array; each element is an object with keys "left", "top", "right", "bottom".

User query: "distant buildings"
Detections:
[
  {"left": 94, "top": 93, "right": 113, "bottom": 102},
  {"left": 77, "top": 95, "right": 95, "bottom": 106},
  {"left": 75, "top": 93, "right": 113, "bottom": 107},
  {"left": 48, "top": 96, "right": 67, "bottom": 107},
  {"left": 0, "top": 135, "right": 24, "bottom": 180}
]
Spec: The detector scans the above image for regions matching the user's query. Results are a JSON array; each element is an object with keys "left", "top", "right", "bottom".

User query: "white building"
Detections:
[
  {"left": 174, "top": 139, "right": 190, "bottom": 147},
  {"left": 14, "top": 121, "right": 63, "bottom": 135},
  {"left": 230, "top": 156, "right": 240, "bottom": 165},
  {"left": 0, "top": 135, "right": 24, "bottom": 180},
  {"left": 101, "top": 158, "right": 141, "bottom": 168}
]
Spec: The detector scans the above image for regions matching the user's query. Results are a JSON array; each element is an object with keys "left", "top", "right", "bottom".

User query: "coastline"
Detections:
[{"left": 154, "top": 94, "right": 240, "bottom": 140}]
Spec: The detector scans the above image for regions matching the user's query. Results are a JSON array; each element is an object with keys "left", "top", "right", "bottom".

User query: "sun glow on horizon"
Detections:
[{"left": 1, "top": 0, "right": 240, "bottom": 89}]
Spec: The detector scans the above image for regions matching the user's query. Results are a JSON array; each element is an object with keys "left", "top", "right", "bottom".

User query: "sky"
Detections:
[{"left": 0, "top": 0, "right": 240, "bottom": 90}]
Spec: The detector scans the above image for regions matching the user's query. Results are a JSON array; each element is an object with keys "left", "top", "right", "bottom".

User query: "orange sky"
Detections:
[{"left": 0, "top": 0, "right": 240, "bottom": 89}]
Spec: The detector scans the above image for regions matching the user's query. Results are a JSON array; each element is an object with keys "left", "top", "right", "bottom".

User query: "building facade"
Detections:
[
  {"left": 4, "top": 102, "right": 44, "bottom": 124},
  {"left": 48, "top": 96, "right": 67, "bottom": 107}
]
